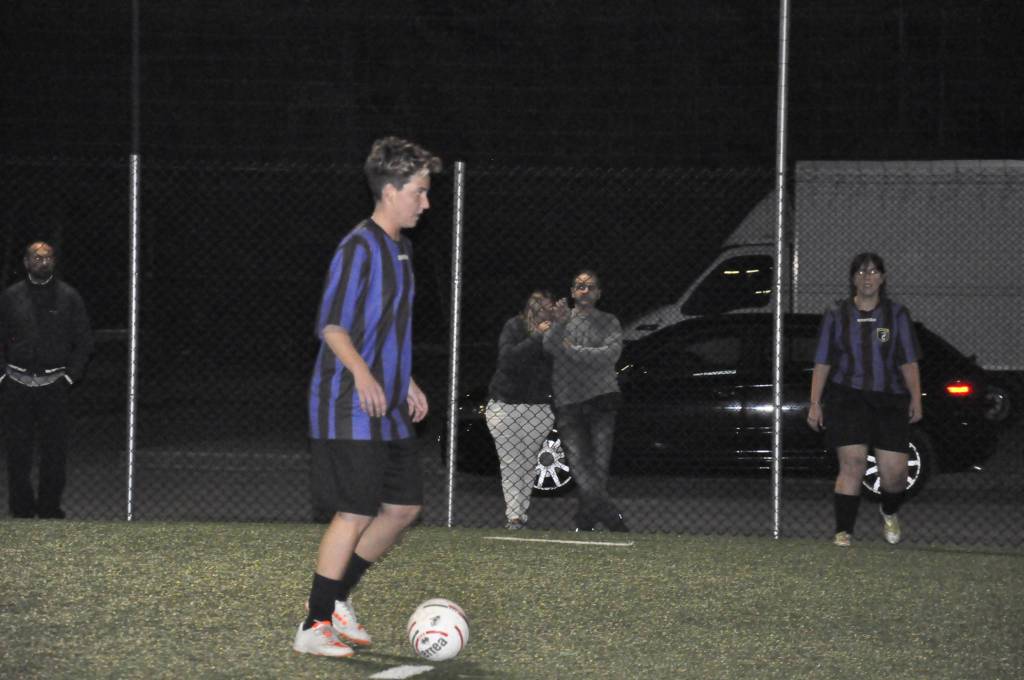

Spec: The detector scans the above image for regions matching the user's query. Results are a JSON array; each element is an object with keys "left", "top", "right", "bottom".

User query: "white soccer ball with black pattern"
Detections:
[{"left": 406, "top": 598, "right": 469, "bottom": 661}]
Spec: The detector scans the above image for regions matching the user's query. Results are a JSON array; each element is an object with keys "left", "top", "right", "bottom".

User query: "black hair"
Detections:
[
  {"left": 572, "top": 269, "right": 601, "bottom": 288},
  {"left": 848, "top": 252, "right": 886, "bottom": 298}
]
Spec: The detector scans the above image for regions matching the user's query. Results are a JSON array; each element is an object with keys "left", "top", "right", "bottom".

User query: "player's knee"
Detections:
[
  {"left": 382, "top": 504, "right": 421, "bottom": 526},
  {"left": 838, "top": 460, "right": 866, "bottom": 478},
  {"left": 878, "top": 471, "right": 907, "bottom": 492},
  {"left": 334, "top": 511, "right": 374, "bottom": 531}
]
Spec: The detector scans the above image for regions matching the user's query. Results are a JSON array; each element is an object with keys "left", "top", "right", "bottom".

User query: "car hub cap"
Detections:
[
  {"left": 533, "top": 436, "right": 572, "bottom": 491},
  {"left": 862, "top": 441, "right": 922, "bottom": 495}
]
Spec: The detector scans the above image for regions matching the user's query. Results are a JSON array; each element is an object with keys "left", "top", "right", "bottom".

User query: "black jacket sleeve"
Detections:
[
  {"left": 66, "top": 288, "right": 94, "bottom": 383},
  {"left": 0, "top": 291, "right": 9, "bottom": 368}
]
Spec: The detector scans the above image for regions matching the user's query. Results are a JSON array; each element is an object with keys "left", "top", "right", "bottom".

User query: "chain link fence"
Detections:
[
  {"left": 0, "top": 156, "right": 1020, "bottom": 548},
  {"left": 0, "top": 157, "right": 128, "bottom": 519},
  {"left": 446, "top": 165, "right": 778, "bottom": 537}
]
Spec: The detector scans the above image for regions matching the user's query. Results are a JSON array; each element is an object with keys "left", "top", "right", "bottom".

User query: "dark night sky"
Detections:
[
  {"left": 2, "top": 0, "right": 1022, "bottom": 165},
  {"left": 1, "top": 0, "right": 1022, "bottom": 344}
]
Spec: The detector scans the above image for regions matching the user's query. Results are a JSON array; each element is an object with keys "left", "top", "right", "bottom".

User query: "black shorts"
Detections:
[
  {"left": 310, "top": 438, "right": 424, "bottom": 516},
  {"left": 823, "top": 383, "right": 912, "bottom": 454}
]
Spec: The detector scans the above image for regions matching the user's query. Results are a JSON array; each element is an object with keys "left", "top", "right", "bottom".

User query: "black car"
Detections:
[{"left": 452, "top": 313, "right": 999, "bottom": 497}]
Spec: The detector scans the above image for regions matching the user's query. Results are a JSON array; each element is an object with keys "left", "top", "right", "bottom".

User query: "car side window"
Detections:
[
  {"left": 674, "top": 334, "right": 743, "bottom": 376},
  {"left": 747, "top": 321, "right": 817, "bottom": 379},
  {"left": 680, "top": 255, "right": 774, "bottom": 316},
  {"left": 624, "top": 326, "right": 743, "bottom": 378}
]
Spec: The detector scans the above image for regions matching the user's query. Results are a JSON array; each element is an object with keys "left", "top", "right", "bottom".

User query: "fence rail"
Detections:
[{"left": 0, "top": 156, "right": 1020, "bottom": 548}]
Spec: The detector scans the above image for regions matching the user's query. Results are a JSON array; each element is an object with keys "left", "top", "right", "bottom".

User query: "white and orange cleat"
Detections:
[
  {"left": 292, "top": 620, "right": 355, "bottom": 657},
  {"left": 332, "top": 600, "right": 372, "bottom": 648}
]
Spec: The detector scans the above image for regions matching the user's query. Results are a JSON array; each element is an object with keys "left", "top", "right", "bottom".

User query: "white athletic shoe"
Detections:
[
  {"left": 880, "top": 507, "right": 901, "bottom": 544},
  {"left": 292, "top": 620, "right": 355, "bottom": 657},
  {"left": 833, "top": 531, "right": 852, "bottom": 547},
  {"left": 332, "top": 600, "right": 372, "bottom": 647}
]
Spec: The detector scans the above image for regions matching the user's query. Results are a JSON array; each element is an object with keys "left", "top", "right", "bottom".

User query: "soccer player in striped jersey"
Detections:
[
  {"left": 294, "top": 137, "right": 442, "bottom": 657},
  {"left": 807, "top": 252, "right": 923, "bottom": 548}
]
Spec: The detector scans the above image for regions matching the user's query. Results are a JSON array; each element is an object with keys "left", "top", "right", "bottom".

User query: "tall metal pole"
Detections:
[
  {"left": 127, "top": 155, "right": 140, "bottom": 521},
  {"left": 771, "top": 0, "right": 792, "bottom": 539},
  {"left": 126, "top": 0, "right": 141, "bottom": 520},
  {"left": 445, "top": 162, "right": 466, "bottom": 528},
  {"left": 131, "top": 0, "right": 140, "bottom": 155}
]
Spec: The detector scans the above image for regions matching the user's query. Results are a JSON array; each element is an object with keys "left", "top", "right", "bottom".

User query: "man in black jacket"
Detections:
[{"left": 0, "top": 242, "right": 93, "bottom": 518}]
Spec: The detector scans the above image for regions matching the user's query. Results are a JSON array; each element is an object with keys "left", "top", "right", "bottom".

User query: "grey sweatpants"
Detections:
[{"left": 485, "top": 399, "right": 554, "bottom": 522}]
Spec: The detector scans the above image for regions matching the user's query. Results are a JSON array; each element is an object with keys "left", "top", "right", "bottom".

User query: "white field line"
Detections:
[
  {"left": 369, "top": 665, "right": 435, "bottom": 679},
  {"left": 483, "top": 536, "right": 634, "bottom": 547}
]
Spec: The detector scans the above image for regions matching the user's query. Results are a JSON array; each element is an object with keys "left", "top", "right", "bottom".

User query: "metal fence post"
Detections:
[
  {"left": 771, "top": 0, "right": 792, "bottom": 539},
  {"left": 445, "top": 161, "right": 466, "bottom": 528},
  {"left": 127, "top": 154, "right": 140, "bottom": 521}
]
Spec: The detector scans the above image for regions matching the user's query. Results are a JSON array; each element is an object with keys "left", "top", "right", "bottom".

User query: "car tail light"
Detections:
[{"left": 944, "top": 380, "right": 974, "bottom": 397}]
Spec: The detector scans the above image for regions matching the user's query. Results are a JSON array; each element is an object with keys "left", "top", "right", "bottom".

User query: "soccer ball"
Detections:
[{"left": 406, "top": 598, "right": 469, "bottom": 661}]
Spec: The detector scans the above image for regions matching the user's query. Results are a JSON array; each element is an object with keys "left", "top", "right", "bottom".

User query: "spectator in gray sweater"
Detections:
[{"left": 544, "top": 270, "right": 627, "bottom": 532}]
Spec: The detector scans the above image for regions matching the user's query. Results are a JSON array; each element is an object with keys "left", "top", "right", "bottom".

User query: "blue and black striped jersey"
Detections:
[
  {"left": 308, "top": 219, "right": 415, "bottom": 441},
  {"left": 814, "top": 298, "right": 922, "bottom": 395}
]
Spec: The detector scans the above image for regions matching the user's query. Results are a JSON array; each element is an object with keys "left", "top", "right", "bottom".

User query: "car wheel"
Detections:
[
  {"left": 531, "top": 433, "right": 575, "bottom": 495},
  {"left": 983, "top": 383, "right": 1013, "bottom": 424},
  {"left": 861, "top": 429, "right": 932, "bottom": 499}
]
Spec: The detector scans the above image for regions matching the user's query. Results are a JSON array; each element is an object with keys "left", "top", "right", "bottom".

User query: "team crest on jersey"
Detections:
[{"left": 876, "top": 328, "right": 891, "bottom": 343}]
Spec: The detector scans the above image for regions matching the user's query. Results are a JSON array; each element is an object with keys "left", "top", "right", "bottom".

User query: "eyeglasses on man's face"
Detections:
[
  {"left": 854, "top": 268, "right": 881, "bottom": 277},
  {"left": 573, "top": 282, "right": 597, "bottom": 292}
]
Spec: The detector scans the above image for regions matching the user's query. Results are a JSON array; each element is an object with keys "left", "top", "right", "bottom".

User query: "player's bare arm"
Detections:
[
  {"left": 900, "top": 361, "right": 923, "bottom": 423},
  {"left": 407, "top": 378, "right": 428, "bottom": 423},
  {"left": 807, "top": 363, "right": 831, "bottom": 432},
  {"left": 322, "top": 325, "right": 388, "bottom": 417}
]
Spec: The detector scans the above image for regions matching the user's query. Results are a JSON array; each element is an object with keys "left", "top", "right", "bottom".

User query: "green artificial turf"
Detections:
[{"left": 0, "top": 521, "right": 1021, "bottom": 679}]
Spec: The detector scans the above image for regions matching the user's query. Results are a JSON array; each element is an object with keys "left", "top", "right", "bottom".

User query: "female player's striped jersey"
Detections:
[
  {"left": 814, "top": 298, "right": 922, "bottom": 395},
  {"left": 309, "top": 219, "right": 415, "bottom": 441}
]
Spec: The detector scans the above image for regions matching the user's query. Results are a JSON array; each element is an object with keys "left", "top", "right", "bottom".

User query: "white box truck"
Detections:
[{"left": 624, "top": 159, "right": 1024, "bottom": 417}]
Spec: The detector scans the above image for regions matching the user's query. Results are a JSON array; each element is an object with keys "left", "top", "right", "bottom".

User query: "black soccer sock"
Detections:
[
  {"left": 880, "top": 490, "right": 904, "bottom": 516},
  {"left": 337, "top": 553, "right": 373, "bottom": 602},
  {"left": 304, "top": 573, "right": 341, "bottom": 629},
  {"left": 834, "top": 492, "right": 861, "bottom": 534}
]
